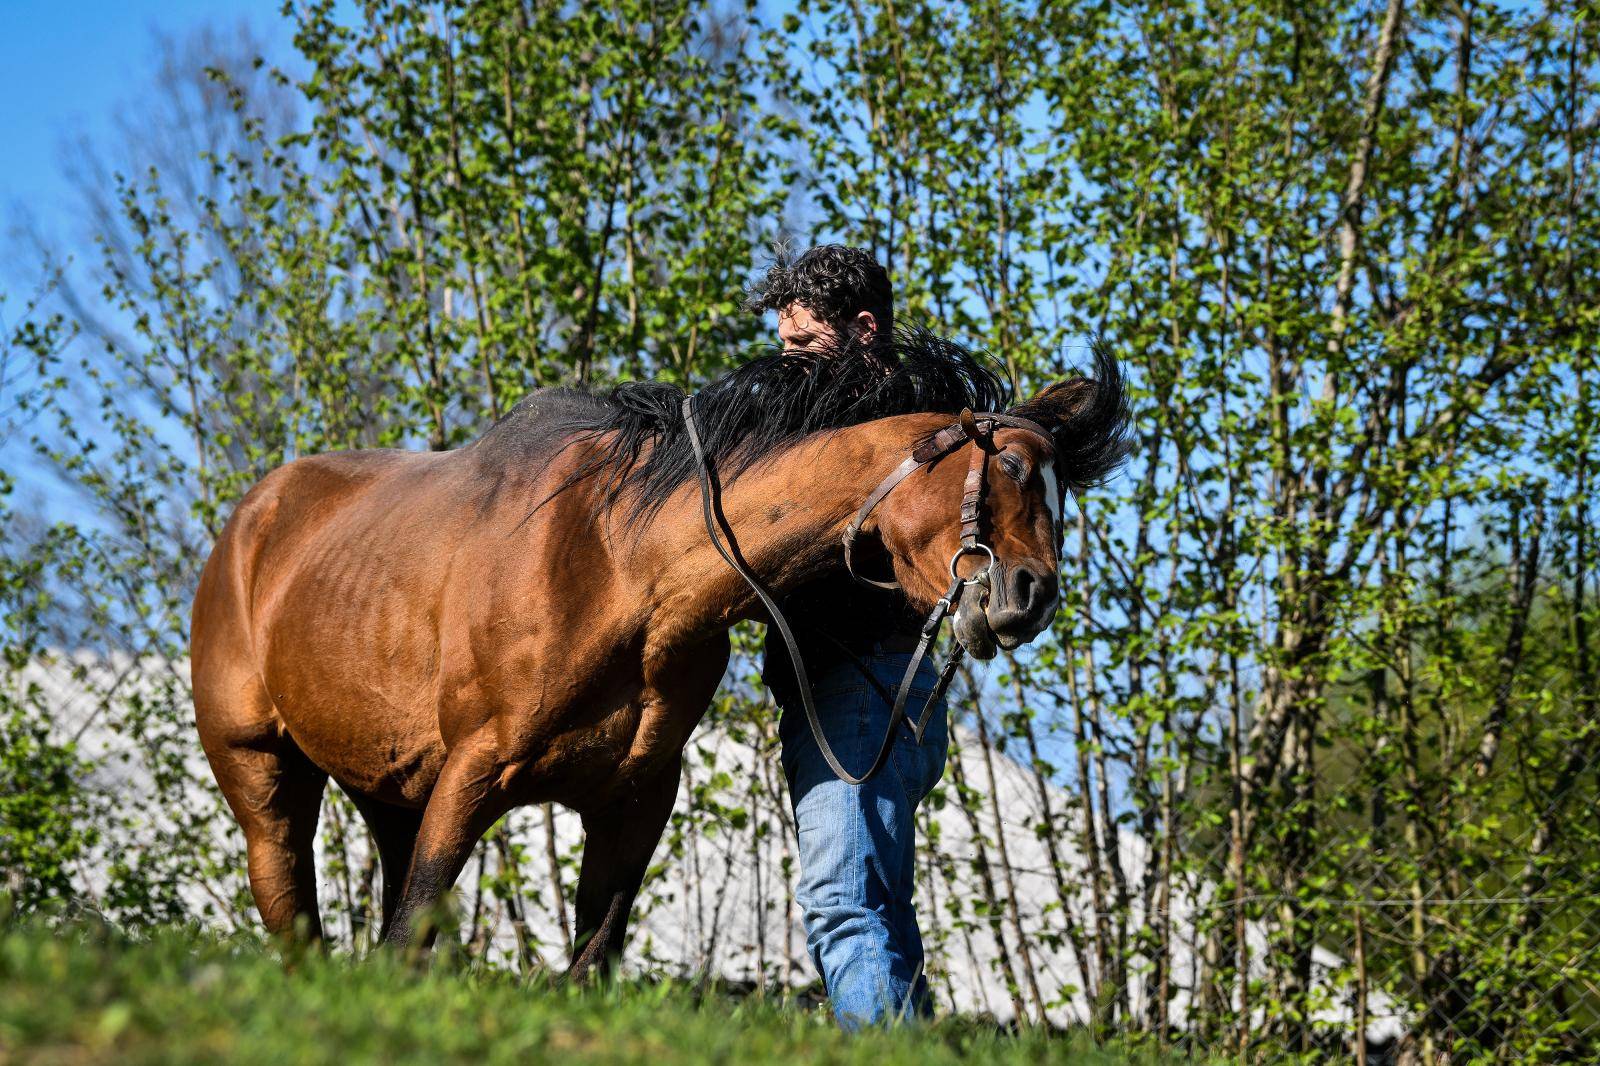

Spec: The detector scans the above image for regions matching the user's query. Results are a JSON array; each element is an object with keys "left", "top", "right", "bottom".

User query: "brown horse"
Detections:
[{"left": 190, "top": 332, "right": 1127, "bottom": 976}]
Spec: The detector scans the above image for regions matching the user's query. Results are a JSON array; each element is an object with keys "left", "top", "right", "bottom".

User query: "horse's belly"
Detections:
[
  {"left": 257, "top": 573, "right": 461, "bottom": 802},
  {"left": 258, "top": 581, "right": 684, "bottom": 810},
  {"left": 257, "top": 598, "right": 450, "bottom": 804},
  {"left": 265, "top": 672, "right": 448, "bottom": 805},
  {"left": 263, "top": 656, "right": 655, "bottom": 810}
]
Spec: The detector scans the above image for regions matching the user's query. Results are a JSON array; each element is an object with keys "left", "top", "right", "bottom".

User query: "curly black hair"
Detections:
[{"left": 744, "top": 244, "right": 894, "bottom": 338}]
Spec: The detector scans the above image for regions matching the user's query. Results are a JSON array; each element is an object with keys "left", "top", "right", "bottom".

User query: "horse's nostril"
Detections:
[
  {"left": 989, "top": 565, "right": 1055, "bottom": 632},
  {"left": 1013, "top": 567, "right": 1037, "bottom": 612},
  {"left": 1039, "top": 569, "right": 1059, "bottom": 610},
  {"left": 1011, "top": 566, "right": 1057, "bottom": 622}
]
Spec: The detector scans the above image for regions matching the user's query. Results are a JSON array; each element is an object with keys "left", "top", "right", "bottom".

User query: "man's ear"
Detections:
[{"left": 852, "top": 310, "right": 879, "bottom": 341}]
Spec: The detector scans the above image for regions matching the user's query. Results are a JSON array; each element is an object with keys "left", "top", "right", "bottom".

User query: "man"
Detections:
[{"left": 743, "top": 245, "right": 948, "bottom": 1028}]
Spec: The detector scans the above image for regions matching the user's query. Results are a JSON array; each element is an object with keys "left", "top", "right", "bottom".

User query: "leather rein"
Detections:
[{"left": 682, "top": 395, "right": 1060, "bottom": 786}]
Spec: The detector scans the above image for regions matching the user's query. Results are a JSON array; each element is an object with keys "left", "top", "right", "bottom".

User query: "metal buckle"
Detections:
[{"left": 948, "top": 543, "right": 995, "bottom": 587}]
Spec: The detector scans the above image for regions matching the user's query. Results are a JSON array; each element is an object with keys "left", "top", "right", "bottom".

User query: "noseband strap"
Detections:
[
  {"left": 843, "top": 410, "right": 1057, "bottom": 588},
  {"left": 683, "top": 395, "right": 1056, "bottom": 786}
]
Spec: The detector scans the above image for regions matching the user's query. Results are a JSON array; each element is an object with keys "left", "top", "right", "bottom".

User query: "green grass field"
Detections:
[{"left": 0, "top": 918, "right": 1196, "bottom": 1065}]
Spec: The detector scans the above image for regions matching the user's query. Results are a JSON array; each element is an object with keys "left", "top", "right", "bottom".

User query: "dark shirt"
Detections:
[
  {"left": 761, "top": 572, "right": 924, "bottom": 710},
  {"left": 758, "top": 338, "right": 924, "bottom": 708}
]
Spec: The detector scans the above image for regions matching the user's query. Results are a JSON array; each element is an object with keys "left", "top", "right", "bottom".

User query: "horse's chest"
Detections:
[
  {"left": 442, "top": 641, "right": 672, "bottom": 795},
  {"left": 500, "top": 689, "right": 688, "bottom": 806}
]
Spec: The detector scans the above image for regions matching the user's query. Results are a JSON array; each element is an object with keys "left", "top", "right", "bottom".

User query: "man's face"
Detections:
[
  {"left": 776, "top": 302, "right": 878, "bottom": 353},
  {"left": 776, "top": 303, "right": 839, "bottom": 353}
]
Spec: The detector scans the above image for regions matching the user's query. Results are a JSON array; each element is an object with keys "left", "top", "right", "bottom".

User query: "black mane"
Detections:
[{"left": 475, "top": 326, "right": 1011, "bottom": 528}]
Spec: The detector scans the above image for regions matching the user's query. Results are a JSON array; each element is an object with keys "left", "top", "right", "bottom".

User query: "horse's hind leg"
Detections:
[
  {"left": 345, "top": 791, "right": 424, "bottom": 940},
  {"left": 197, "top": 687, "right": 329, "bottom": 941}
]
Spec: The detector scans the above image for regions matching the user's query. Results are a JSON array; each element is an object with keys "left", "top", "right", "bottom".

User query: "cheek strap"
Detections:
[{"left": 958, "top": 413, "right": 995, "bottom": 550}]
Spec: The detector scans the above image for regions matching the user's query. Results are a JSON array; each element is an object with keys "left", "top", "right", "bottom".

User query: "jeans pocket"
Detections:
[
  {"left": 915, "top": 696, "right": 950, "bottom": 799},
  {"left": 892, "top": 690, "right": 948, "bottom": 806},
  {"left": 785, "top": 684, "right": 885, "bottom": 791}
]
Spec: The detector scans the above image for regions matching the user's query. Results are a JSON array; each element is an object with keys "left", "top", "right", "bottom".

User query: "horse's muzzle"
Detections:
[
  {"left": 989, "top": 560, "right": 1059, "bottom": 648},
  {"left": 954, "top": 560, "right": 1059, "bottom": 659}
]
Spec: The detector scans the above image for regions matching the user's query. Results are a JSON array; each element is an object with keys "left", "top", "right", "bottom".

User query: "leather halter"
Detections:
[
  {"left": 842, "top": 409, "right": 1059, "bottom": 589},
  {"left": 683, "top": 397, "right": 1060, "bottom": 785}
]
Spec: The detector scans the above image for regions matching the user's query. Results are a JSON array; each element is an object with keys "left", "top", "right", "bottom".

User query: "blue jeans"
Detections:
[{"left": 776, "top": 651, "right": 950, "bottom": 1030}]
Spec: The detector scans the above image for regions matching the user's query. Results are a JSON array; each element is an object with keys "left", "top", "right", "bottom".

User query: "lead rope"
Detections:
[{"left": 682, "top": 395, "right": 960, "bottom": 785}]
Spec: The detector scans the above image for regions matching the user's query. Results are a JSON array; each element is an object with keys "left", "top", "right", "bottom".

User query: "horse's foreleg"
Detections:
[
  {"left": 568, "top": 759, "right": 681, "bottom": 982},
  {"left": 345, "top": 790, "right": 425, "bottom": 942},
  {"left": 381, "top": 737, "right": 508, "bottom": 953}
]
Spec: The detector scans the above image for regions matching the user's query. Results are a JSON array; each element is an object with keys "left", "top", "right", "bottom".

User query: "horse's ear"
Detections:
[
  {"left": 1011, "top": 349, "right": 1131, "bottom": 490},
  {"left": 1021, "top": 379, "right": 1098, "bottom": 427},
  {"left": 1014, "top": 379, "right": 1097, "bottom": 451}
]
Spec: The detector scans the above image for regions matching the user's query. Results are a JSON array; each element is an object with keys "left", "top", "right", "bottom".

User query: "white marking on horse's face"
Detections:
[{"left": 1041, "top": 459, "right": 1063, "bottom": 534}]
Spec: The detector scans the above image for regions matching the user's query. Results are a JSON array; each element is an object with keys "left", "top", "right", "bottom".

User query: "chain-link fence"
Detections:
[
  {"left": 13, "top": 638, "right": 1597, "bottom": 1063},
  {"left": 3, "top": 2, "right": 1597, "bottom": 1063}
]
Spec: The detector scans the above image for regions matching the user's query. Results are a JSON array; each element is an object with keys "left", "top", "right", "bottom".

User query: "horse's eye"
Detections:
[{"left": 999, "top": 454, "right": 1026, "bottom": 483}]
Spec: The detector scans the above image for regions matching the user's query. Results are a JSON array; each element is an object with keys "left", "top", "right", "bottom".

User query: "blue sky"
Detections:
[
  {"left": 1, "top": 1, "right": 288, "bottom": 228},
  {"left": 1, "top": 1, "right": 293, "bottom": 530}
]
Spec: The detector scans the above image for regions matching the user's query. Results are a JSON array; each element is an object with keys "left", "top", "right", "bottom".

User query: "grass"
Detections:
[{"left": 0, "top": 917, "right": 1199, "bottom": 1065}]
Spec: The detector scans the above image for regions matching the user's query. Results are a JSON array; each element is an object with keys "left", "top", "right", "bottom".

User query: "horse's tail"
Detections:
[{"left": 1015, "top": 344, "right": 1132, "bottom": 492}]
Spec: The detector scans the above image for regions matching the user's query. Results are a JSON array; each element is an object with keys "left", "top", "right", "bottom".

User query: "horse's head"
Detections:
[{"left": 864, "top": 363, "right": 1129, "bottom": 660}]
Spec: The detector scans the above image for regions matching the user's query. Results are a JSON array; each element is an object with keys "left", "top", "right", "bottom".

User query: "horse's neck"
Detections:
[{"left": 639, "top": 415, "right": 936, "bottom": 625}]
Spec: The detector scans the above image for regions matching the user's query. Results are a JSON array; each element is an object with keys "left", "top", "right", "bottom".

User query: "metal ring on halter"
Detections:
[{"left": 948, "top": 543, "right": 995, "bottom": 586}]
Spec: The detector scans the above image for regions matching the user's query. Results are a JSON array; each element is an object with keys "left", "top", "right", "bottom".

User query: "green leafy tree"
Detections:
[{"left": 3, "top": 3, "right": 1597, "bottom": 1061}]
